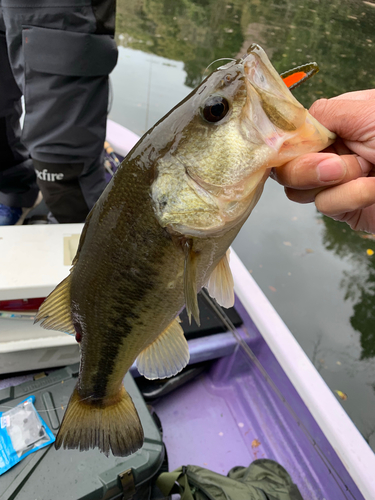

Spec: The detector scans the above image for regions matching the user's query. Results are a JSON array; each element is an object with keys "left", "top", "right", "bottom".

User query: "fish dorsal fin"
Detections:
[
  {"left": 183, "top": 239, "right": 200, "bottom": 326},
  {"left": 136, "top": 318, "right": 190, "bottom": 380},
  {"left": 34, "top": 274, "right": 75, "bottom": 335},
  {"left": 205, "top": 249, "right": 234, "bottom": 308}
]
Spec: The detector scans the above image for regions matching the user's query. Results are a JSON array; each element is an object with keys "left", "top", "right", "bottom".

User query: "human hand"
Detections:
[{"left": 272, "top": 89, "right": 375, "bottom": 233}]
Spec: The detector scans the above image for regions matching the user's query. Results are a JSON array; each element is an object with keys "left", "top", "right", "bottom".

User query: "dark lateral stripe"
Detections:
[{"left": 89, "top": 245, "right": 168, "bottom": 399}]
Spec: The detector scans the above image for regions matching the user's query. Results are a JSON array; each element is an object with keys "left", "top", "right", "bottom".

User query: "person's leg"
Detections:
[
  {"left": 2, "top": 1, "right": 118, "bottom": 223},
  {"left": 32, "top": 157, "right": 107, "bottom": 224},
  {"left": 0, "top": 24, "right": 39, "bottom": 223}
]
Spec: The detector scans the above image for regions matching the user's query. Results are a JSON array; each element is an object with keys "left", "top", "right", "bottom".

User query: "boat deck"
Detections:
[{"left": 154, "top": 298, "right": 364, "bottom": 500}]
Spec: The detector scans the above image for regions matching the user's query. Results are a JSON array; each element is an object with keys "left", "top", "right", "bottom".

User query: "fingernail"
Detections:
[
  {"left": 356, "top": 156, "right": 373, "bottom": 175},
  {"left": 317, "top": 157, "right": 346, "bottom": 182}
]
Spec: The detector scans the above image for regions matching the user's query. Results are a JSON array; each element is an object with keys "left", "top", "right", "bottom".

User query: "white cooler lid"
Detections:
[{"left": 0, "top": 223, "right": 83, "bottom": 300}]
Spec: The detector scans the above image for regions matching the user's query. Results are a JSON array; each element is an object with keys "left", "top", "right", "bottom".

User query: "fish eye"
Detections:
[{"left": 202, "top": 96, "right": 230, "bottom": 123}]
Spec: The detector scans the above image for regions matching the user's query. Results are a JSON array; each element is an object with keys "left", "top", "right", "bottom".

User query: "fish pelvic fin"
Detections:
[
  {"left": 205, "top": 249, "right": 234, "bottom": 308},
  {"left": 34, "top": 274, "right": 75, "bottom": 335},
  {"left": 55, "top": 384, "right": 144, "bottom": 457},
  {"left": 183, "top": 239, "right": 200, "bottom": 326},
  {"left": 136, "top": 317, "right": 190, "bottom": 380}
]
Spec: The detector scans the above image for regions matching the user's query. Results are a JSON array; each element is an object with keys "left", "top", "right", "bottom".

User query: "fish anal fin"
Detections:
[
  {"left": 205, "top": 249, "right": 234, "bottom": 308},
  {"left": 183, "top": 239, "right": 200, "bottom": 326},
  {"left": 55, "top": 384, "right": 144, "bottom": 457},
  {"left": 34, "top": 274, "right": 75, "bottom": 335},
  {"left": 136, "top": 318, "right": 190, "bottom": 380}
]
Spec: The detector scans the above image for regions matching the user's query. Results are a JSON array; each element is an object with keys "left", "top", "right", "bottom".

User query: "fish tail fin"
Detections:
[{"left": 55, "top": 384, "right": 144, "bottom": 457}]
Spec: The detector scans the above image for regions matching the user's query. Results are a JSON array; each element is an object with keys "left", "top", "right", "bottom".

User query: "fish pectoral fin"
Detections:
[
  {"left": 184, "top": 239, "right": 200, "bottom": 326},
  {"left": 205, "top": 249, "right": 234, "bottom": 308},
  {"left": 136, "top": 318, "right": 190, "bottom": 380},
  {"left": 34, "top": 274, "right": 75, "bottom": 335}
]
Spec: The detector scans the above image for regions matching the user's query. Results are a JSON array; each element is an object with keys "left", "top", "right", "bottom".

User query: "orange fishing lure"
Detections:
[{"left": 281, "top": 62, "right": 319, "bottom": 90}]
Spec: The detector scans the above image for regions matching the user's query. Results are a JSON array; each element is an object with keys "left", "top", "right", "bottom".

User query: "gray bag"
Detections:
[{"left": 156, "top": 459, "right": 304, "bottom": 500}]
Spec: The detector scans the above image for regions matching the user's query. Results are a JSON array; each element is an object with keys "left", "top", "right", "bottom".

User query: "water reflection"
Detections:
[
  {"left": 116, "top": 0, "right": 375, "bottom": 105},
  {"left": 321, "top": 216, "right": 375, "bottom": 360},
  {"left": 116, "top": 0, "right": 246, "bottom": 87}
]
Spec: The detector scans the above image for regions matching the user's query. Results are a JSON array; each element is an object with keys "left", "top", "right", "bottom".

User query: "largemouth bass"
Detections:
[{"left": 35, "top": 44, "right": 335, "bottom": 457}]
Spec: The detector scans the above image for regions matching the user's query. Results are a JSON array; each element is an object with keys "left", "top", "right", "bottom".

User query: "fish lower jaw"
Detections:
[{"left": 265, "top": 122, "right": 336, "bottom": 167}]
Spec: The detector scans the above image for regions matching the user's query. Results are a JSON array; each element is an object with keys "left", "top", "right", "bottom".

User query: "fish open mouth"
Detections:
[{"left": 241, "top": 44, "right": 335, "bottom": 164}]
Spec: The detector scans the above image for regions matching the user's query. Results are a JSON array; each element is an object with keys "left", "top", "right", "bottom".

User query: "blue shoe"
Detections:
[
  {"left": 0, "top": 192, "right": 43, "bottom": 226},
  {"left": 0, "top": 205, "right": 22, "bottom": 225}
]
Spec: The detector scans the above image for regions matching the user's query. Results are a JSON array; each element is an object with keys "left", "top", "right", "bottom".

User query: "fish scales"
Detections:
[
  {"left": 35, "top": 44, "right": 335, "bottom": 456},
  {"left": 72, "top": 158, "right": 183, "bottom": 399}
]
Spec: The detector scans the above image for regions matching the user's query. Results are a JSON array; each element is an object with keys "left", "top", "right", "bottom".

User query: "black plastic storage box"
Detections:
[{"left": 0, "top": 364, "right": 165, "bottom": 500}]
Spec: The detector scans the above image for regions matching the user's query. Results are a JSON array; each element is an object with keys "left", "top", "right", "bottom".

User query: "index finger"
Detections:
[
  {"left": 330, "top": 89, "right": 375, "bottom": 101},
  {"left": 309, "top": 98, "right": 375, "bottom": 144}
]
